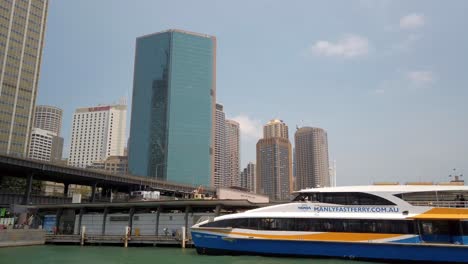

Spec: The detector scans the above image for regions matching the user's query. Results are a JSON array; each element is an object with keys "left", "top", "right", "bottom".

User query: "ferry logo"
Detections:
[
  {"left": 312, "top": 206, "right": 400, "bottom": 213},
  {"left": 297, "top": 205, "right": 312, "bottom": 210}
]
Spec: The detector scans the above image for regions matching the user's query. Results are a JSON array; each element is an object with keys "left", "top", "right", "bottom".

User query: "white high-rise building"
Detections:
[
  {"left": 226, "top": 119, "right": 240, "bottom": 187},
  {"left": 29, "top": 105, "right": 64, "bottom": 162},
  {"left": 214, "top": 104, "right": 227, "bottom": 187},
  {"left": 241, "top": 162, "right": 256, "bottom": 192},
  {"left": 68, "top": 104, "right": 127, "bottom": 168},
  {"left": 28, "top": 128, "right": 62, "bottom": 162},
  {"left": 34, "top": 105, "right": 63, "bottom": 136}
]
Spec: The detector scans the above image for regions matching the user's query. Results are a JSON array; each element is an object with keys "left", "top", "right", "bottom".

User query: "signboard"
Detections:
[{"left": 43, "top": 215, "right": 56, "bottom": 233}]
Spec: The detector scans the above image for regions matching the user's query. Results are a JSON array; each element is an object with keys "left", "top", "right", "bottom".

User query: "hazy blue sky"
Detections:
[{"left": 38, "top": 0, "right": 468, "bottom": 186}]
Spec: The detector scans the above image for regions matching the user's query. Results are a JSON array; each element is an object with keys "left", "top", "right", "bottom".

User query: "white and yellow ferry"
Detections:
[{"left": 191, "top": 185, "right": 468, "bottom": 263}]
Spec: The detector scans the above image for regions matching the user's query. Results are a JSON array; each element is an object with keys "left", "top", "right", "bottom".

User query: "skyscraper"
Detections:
[
  {"left": 225, "top": 119, "right": 240, "bottom": 187},
  {"left": 34, "top": 105, "right": 63, "bottom": 135},
  {"left": 214, "top": 103, "right": 227, "bottom": 187},
  {"left": 28, "top": 127, "right": 60, "bottom": 162},
  {"left": 240, "top": 162, "right": 256, "bottom": 192},
  {"left": 294, "top": 127, "right": 330, "bottom": 190},
  {"left": 68, "top": 104, "right": 127, "bottom": 168},
  {"left": 256, "top": 119, "right": 292, "bottom": 200},
  {"left": 29, "top": 105, "right": 63, "bottom": 162},
  {"left": 263, "top": 119, "right": 289, "bottom": 139},
  {"left": 128, "top": 29, "right": 216, "bottom": 186},
  {"left": 0, "top": 0, "right": 49, "bottom": 156}
]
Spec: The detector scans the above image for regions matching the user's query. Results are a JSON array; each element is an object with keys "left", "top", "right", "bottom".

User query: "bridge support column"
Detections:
[
  {"left": 155, "top": 206, "right": 161, "bottom": 236},
  {"left": 128, "top": 207, "right": 135, "bottom": 235},
  {"left": 55, "top": 208, "right": 63, "bottom": 234},
  {"left": 184, "top": 206, "right": 191, "bottom": 237},
  {"left": 91, "top": 183, "right": 97, "bottom": 202},
  {"left": 22, "top": 173, "right": 34, "bottom": 205},
  {"left": 101, "top": 207, "right": 108, "bottom": 235},
  {"left": 63, "top": 183, "right": 69, "bottom": 197},
  {"left": 214, "top": 204, "right": 222, "bottom": 216},
  {"left": 78, "top": 208, "right": 85, "bottom": 234}
]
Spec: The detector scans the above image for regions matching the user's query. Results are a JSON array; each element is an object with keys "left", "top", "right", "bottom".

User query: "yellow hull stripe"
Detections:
[
  {"left": 411, "top": 208, "right": 468, "bottom": 220},
  {"left": 200, "top": 228, "right": 404, "bottom": 242}
]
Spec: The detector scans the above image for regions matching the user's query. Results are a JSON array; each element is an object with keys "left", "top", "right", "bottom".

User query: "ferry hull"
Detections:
[{"left": 192, "top": 231, "right": 468, "bottom": 263}]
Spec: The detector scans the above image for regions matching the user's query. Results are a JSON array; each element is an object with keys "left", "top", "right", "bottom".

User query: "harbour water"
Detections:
[{"left": 0, "top": 245, "right": 374, "bottom": 264}]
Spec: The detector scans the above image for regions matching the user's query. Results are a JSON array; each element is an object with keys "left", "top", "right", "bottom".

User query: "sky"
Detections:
[{"left": 37, "top": 0, "right": 468, "bottom": 186}]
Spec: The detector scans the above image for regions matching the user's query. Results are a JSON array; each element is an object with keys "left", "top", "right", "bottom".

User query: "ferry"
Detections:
[{"left": 191, "top": 185, "right": 468, "bottom": 263}]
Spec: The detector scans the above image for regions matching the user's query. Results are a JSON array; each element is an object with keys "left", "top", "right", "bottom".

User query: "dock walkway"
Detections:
[{"left": 45, "top": 234, "right": 189, "bottom": 246}]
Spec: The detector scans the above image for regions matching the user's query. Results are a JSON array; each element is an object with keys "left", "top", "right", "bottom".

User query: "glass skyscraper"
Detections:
[{"left": 128, "top": 29, "right": 216, "bottom": 186}]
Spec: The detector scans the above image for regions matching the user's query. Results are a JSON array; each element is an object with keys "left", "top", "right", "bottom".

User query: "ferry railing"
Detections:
[{"left": 406, "top": 200, "right": 468, "bottom": 208}]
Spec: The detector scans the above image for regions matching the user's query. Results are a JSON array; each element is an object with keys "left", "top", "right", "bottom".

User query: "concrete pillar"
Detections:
[
  {"left": 184, "top": 206, "right": 191, "bottom": 237},
  {"left": 128, "top": 207, "right": 135, "bottom": 235},
  {"left": 155, "top": 206, "right": 162, "bottom": 236},
  {"left": 214, "top": 204, "right": 222, "bottom": 216},
  {"left": 63, "top": 183, "right": 69, "bottom": 197},
  {"left": 101, "top": 207, "right": 108, "bottom": 235},
  {"left": 55, "top": 208, "right": 63, "bottom": 234},
  {"left": 91, "top": 183, "right": 97, "bottom": 202},
  {"left": 78, "top": 208, "right": 84, "bottom": 234},
  {"left": 22, "top": 173, "right": 34, "bottom": 205}
]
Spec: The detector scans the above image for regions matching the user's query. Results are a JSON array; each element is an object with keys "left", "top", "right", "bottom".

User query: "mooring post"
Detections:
[{"left": 81, "top": 226, "right": 86, "bottom": 246}]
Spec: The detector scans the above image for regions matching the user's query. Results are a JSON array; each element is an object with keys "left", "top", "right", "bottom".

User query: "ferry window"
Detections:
[
  {"left": 201, "top": 218, "right": 237, "bottom": 228},
  {"left": 321, "top": 193, "right": 346, "bottom": 204},
  {"left": 297, "top": 192, "right": 395, "bottom": 205},
  {"left": 232, "top": 218, "right": 249, "bottom": 229}
]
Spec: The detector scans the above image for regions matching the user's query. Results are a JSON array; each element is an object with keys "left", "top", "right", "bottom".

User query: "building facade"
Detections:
[
  {"left": 225, "top": 119, "right": 240, "bottom": 187},
  {"left": 128, "top": 29, "right": 216, "bottom": 186},
  {"left": 28, "top": 127, "right": 62, "bottom": 162},
  {"left": 34, "top": 105, "right": 62, "bottom": 135},
  {"left": 263, "top": 119, "right": 288, "bottom": 139},
  {"left": 294, "top": 127, "right": 330, "bottom": 190},
  {"left": 240, "top": 162, "right": 256, "bottom": 192},
  {"left": 256, "top": 119, "right": 292, "bottom": 201},
  {"left": 68, "top": 104, "right": 127, "bottom": 168},
  {"left": 213, "top": 103, "right": 227, "bottom": 187},
  {"left": 28, "top": 105, "right": 63, "bottom": 162},
  {"left": 0, "top": 0, "right": 49, "bottom": 156},
  {"left": 88, "top": 155, "right": 128, "bottom": 175}
]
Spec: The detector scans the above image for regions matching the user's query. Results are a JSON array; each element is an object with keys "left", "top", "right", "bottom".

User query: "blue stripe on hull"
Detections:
[{"left": 191, "top": 232, "right": 468, "bottom": 263}]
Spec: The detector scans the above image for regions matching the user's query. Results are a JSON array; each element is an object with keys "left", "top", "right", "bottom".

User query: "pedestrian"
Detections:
[
  {"left": 460, "top": 195, "right": 466, "bottom": 208},
  {"left": 455, "top": 195, "right": 461, "bottom": 208}
]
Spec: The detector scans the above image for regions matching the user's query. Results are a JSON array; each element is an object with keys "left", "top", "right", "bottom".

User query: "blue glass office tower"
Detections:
[{"left": 128, "top": 30, "right": 216, "bottom": 186}]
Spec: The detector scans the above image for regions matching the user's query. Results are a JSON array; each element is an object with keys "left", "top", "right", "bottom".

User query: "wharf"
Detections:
[{"left": 45, "top": 234, "right": 187, "bottom": 246}]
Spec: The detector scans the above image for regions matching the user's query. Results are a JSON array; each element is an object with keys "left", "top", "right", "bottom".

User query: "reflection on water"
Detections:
[{"left": 0, "top": 245, "right": 376, "bottom": 264}]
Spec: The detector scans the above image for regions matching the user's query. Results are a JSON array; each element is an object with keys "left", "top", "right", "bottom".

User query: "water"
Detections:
[{"left": 0, "top": 245, "right": 375, "bottom": 264}]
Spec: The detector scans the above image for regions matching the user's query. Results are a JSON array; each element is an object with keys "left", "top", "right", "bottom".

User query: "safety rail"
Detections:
[{"left": 406, "top": 200, "right": 468, "bottom": 208}]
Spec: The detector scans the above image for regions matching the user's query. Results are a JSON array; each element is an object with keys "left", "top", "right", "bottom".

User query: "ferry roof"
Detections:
[{"left": 297, "top": 185, "right": 468, "bottom": 194}]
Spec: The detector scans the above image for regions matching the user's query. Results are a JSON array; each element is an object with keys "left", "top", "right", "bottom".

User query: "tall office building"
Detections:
[
  {"left": 213, "top": 103, "right": 227, "bottom": 187},
  {"left": 128, "top": 29, "right": 216, "bottom": 186},
  {"left": 263, "top": 119, "right": 288, "bottom": 139},
  {"left": 68, "top": 104, "right": 127, "bottom": 168},
  {"left": 240, "top": 162, "right": 256, "bottom": 192},
  {"left": 28, "top": 127, "right": 61, "bottom": 162},
  {"left": 256, "top": 119, "right": 292, "bottom": 200},
  {"left": 28, "top": 105, "right": 63, "bottom": 162},
  {"left": 34, "top": 105, "right": 62, "bottom": 135},
  {"left": 0, "top": 0, "right": 49, "bottom": 156},
  {"left": 225, "top": 119, "right": 240, "bottom": 187},
  {"left": 294, "top": 127, "right": 330, "bottom": 190}
]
